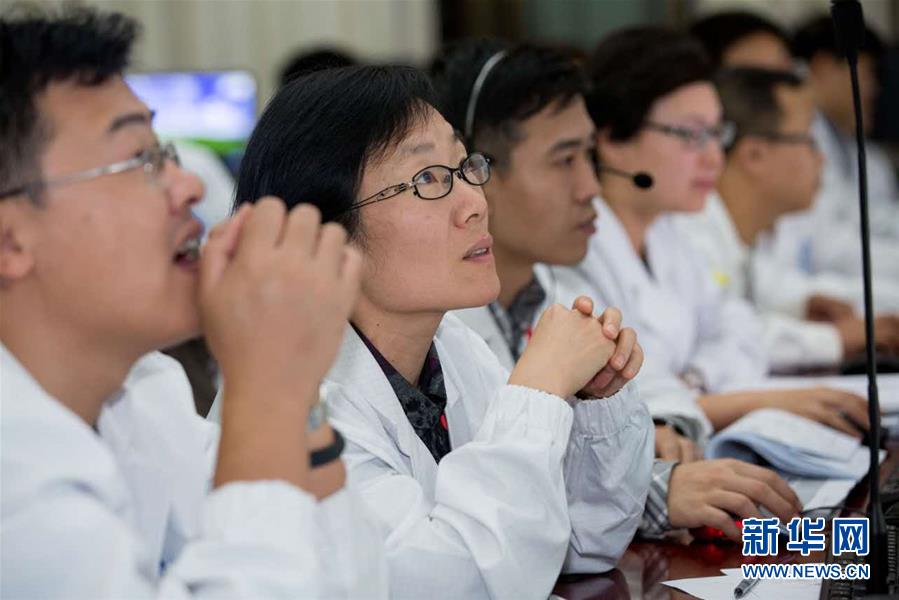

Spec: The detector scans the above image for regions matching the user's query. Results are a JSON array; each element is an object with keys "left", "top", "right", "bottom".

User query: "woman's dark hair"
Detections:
[
  {"left": 235, "top": 65, "right": 438, "bottom": 240},
  {"left": 430, "top": 38, "right": 587, "bottom": 168},
  {"left": 278, "top": 47, "right": 356, "bottom": 87},
  {"left": 689, "top": 11, "right": 789, "bottom": 69},
  {"left": 587, "top": 26, "right": 713, "bottom": 142},
  {"left": 0, "top": 5, "right": 138, "bottom": 200}
]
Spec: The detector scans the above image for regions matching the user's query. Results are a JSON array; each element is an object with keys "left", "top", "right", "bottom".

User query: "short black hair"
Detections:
[
  {"left": 587, "top": 26, "right": 713, "bottom": 142},
  {"left": 430, "top": 38, "right": 587, "bottom": 168},
  {"left": 715, "top": 67, "right": 804, "bottom": 153},
  {"left": 278, "top": 47, "right": 356, "bottom": 87},
  {"left": 792, "top": 14, "right": 884, "bottom": 63},
  {"left": 689, "top": 11, "right": 789, "bottom": 68},
  {"left": 0, "top": 5, "right": 138, "bottom": 201},
  {"left": 236, "top": 65, "right": 437, "bottom": 242}
]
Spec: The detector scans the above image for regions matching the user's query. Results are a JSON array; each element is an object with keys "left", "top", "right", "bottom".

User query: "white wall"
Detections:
[{"left": 10, "top": 0, "right": 439, "bottom": 104}]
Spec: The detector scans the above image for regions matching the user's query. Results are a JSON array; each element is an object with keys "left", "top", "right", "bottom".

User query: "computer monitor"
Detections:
[{"left": 126, "top": 70, "right": 257, "bottom": 157}]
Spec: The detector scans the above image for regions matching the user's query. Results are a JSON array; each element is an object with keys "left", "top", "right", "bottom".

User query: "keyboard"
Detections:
[
  {"left": 818, "top": 522, "right": 898, "bottom": 599},
  {"left": 883, "top": 467, "right": 899, "bottom": 509}
]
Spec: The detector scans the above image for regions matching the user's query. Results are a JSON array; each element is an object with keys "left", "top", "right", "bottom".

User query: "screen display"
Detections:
[{"left": 126, "top": 70, "right": 257, "bottom": 155}]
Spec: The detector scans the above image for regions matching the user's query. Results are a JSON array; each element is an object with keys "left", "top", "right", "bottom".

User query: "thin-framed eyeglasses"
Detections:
[
  {"left": 345, "top": 152, "right": 492, "bottom": 213},
  {"left": 643, "top": 121, "right": 737, "bottom": 151},
  {"left": 739, "top": 130, "right": 819, "bottom": 151},
  {"left": 0, "top": 142, "right": 180, "bottom": 201}
]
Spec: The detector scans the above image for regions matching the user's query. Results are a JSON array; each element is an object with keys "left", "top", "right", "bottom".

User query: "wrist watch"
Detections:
[{"left": 307, "top": 398, "right": 328, "bottom": 432}]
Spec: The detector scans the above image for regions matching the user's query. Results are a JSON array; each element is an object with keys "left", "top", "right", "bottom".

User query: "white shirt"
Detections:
[
  {"left": 759, "top": 113, "right": 899, "bottom": 314},
  {"left": 0, "top": 345, "right": 387, "bottom": 599},
  {"left": 674, "top": 192, "right": 844, "bottom": 369},
  {"left": 551, "top": 198, "right": 769, "bottom": 394},
  {"left": 320, "top": 315, "right": 653, "bottom": 599}
]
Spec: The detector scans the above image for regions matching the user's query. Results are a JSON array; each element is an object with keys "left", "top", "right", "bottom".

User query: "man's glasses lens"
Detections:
[{"left": 152, "top": 143, "right": 180, "bottom": 172}]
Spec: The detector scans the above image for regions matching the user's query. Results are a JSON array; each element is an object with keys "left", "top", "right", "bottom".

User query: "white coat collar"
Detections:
[
  {"left": 453, "top": 306, "right": 515, "bottom": 371},
  {"left": 0, "top": 343, "right": 131, "bottom": 515},
  {"left": 1, "top": 344, "right": 209, "bottom": 566},
  {"left": 589, "top": 196, "right": 654, "bottom": 290},
  {"left": 326, "top": 316, "right": 487, "bottom": 475},
  {"left": 453, "top": 267, "right": 559, "bottom": 373},
  {"left": 704, "top": 191, "right": 750, "bottom": 264},
  {"left": 326, "top": 324, "right": 420, "bottom": 460}
]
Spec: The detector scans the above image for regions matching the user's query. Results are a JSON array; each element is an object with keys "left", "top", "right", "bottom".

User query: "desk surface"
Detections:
[{"left": 553, "top": 440, "right": 899, "bottom": 600}]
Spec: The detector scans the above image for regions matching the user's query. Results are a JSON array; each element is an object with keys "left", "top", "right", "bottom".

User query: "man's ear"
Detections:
[
  {"left": 0, "top": 204, "right": 36, "bottom": 282},
  {"left": 727, "top": 136, "right": 768, "bottom": 177},
  {"left": 808, "top": 52, "right": 842, "bottom": 82}
]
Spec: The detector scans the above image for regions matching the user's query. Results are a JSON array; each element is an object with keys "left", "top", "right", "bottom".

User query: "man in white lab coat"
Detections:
[
  {"left": 676, "top": 67, "right": 899, "bottom": 368},
  {"left": 0, "top": 8, "right": 386, "bottom": 598},
  {"left": 689, "top": 10, "right": 794, "bottom": 72},
  {"left": 689, "top": 11, "right": 899, "bottom": 316},
  {"left": 556, "top": 27, "right": 870, "bottom": 439},
  {"left": 760, "top": 16, "right": 899, "bottom": 304},
  {"left": 432, "top": 39, "right": 803, "bottom": 544}
]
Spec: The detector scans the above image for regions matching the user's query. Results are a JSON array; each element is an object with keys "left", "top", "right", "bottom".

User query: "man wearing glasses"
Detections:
[
  {"left": 676, "top": 67, "right": 899, "bottom": 366},
  {"left": 434, "top": 39, "right": 802, "bottom": 547},
  {"left": 0, "top": 7, "right": 386, "bottom": 598}
]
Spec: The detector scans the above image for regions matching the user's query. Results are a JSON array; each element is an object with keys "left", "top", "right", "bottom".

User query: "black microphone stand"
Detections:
[{"left": 830, "top": 1, "right": 888, "bottom": 593}]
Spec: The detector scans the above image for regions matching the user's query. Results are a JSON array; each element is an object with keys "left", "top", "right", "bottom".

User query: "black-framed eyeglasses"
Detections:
[
  {"left": 644, "top": 121, "right": 737, "bottom": 151},
  {"left": 0, "top": 142, "right": 180, "bottom": 201},
  {"left": 345, "top": 152, "right": 492, "bottom": 212},
  {"left": 739, "top": 131, "right": 819, "bottom": 151}
]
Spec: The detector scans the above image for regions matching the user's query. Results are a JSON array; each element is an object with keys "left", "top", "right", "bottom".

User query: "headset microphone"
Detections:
[{"left": 597, "top": 164, "right": 654, "bottom": 190}]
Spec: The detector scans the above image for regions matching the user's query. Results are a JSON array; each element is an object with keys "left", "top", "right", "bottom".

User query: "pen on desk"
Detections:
[
  {"left": 734, "top": 553, "right": 795, "bottom": 598},
  {"left": 733, "top": 576, "right": 760, "bottom": 598}
]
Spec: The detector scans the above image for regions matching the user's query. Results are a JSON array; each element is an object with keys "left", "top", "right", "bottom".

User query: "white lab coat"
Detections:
[
  {"left": 753, "top": 226, "right": 899, "bottom": 316},
  {"left": 320, "top": 314, "right": 653, "bottom": 599},
  {"left": 805, "top": 114, "right": 899, "bottom": 275},
  {"left": 0, "top": 344, "right": 387, "bottom": 599},
  {"left": 551, "top": 197, "right": 769, "bottom": 394},
  {"left": 674, "top": 192, "right": 845, "bottom": 369},
  {"left": 758, "top": 113, "right": 899, "bottom": 314}
]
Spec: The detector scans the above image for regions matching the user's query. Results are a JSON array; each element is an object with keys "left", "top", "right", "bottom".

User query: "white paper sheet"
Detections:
[{"left": 662, "top": 567, "right": 821, "bottom": 600}]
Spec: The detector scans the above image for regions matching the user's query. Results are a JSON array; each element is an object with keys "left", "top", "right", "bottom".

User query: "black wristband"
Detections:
[{"left": 310, "top": 428, "right": 345, "bottom": 467}]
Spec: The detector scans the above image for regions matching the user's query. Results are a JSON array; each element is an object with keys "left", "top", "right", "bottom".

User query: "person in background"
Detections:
[
  {"left": 691, "top": 10, "right": 899, "bottom": 354},
  {"left": 0, "top": 7, "right": 386, "bottom": 598},
  {"left": 432, "top": 39, "right": 802, "bottom": 542},
  {"left": 676, "top": 67, "right": 899, "bottom": 366},
  {"left": 550, "top": 26, "right": 871, "bottom": 437},
  {"left": 279, "top": 46, "right": 357, "bottom": 86},
  {"left": 223, "top": 63, "right": 654, "bottom": 598},
  {"left": 689, "top": 10, "right": 793, "bottom": 71},
  {"left": 760, "top": 16, "right": 899, "bottom": 306}
]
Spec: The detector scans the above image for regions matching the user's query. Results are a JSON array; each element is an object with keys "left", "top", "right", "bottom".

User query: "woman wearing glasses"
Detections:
[
  {"left": 549, "top": 27, "right": 869, "bottom": 436},
  {"left": 226, "top": 65, "right": 652, "bottom": 600}
]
